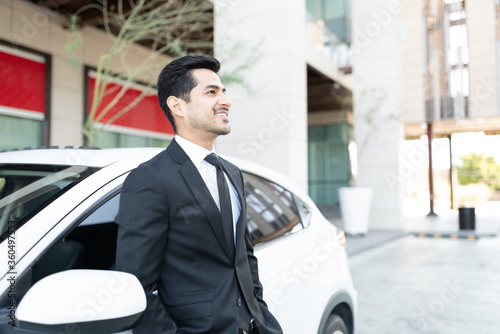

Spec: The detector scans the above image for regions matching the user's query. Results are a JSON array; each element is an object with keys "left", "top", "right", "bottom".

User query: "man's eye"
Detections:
[{"left": 208, "top": 90, "right": 215, "bottom": 94}]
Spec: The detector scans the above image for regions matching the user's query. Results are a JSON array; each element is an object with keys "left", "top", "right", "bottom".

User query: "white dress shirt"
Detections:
[{"left": 175, "top": 135, "right": 241, "bottom": 244}]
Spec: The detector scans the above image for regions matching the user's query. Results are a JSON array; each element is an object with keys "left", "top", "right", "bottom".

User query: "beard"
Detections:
[{"left": 187, "top": 107, "right": 231, "bottom": 136}]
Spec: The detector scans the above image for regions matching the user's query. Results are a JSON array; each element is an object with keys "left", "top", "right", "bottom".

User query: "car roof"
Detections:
[
  {"left": 0, "top": 147, "right": 165, "bottom": 167},
  {"left": 0, "top": 147, "right": 310, "bottom": 202}
]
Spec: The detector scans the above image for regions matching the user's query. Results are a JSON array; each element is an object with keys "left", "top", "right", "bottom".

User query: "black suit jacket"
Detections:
[{"left": 115, "top": 139, "right": 283, "bottom": 334}]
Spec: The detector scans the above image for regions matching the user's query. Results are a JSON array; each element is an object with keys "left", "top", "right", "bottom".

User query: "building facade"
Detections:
[
  {"left": 213, "top": 0, "right": 354, "bottom": 202},
  {"left": 0, "top": 0, "right": 175, "bottom": 152},
  {"left": 214, "top": 0, "right": 500, "bottom": 229},
  {"left": 2, "top": 0, "right": 499, "bottom": 230}
]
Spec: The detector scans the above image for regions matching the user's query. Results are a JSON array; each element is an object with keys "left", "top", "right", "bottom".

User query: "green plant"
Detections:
[
  {"left": 457, "top": 152, "right": 500, "bottom": 189},
  {"left": 66, "top": 0, "right": 262, "bottom": 146},
  {"left": 341, "top": 85, "right": 400, "bottom": 185},
  {"left": 355, "top": 86, "right": 400, "bottom": 160}
]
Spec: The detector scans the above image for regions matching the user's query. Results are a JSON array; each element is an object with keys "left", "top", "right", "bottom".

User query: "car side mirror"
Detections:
[{"left": 16, "top": 270, "right": 146, "bottom": 334}]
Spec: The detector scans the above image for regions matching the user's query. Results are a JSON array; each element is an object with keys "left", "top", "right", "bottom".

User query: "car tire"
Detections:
[{"left": 323, "top": 314, "right": 349, "bottom": 334}]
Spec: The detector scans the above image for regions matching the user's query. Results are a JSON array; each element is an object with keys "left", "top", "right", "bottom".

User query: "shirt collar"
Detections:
[{"left": 175, "top": 135, "right": 215, "bottom": 167}]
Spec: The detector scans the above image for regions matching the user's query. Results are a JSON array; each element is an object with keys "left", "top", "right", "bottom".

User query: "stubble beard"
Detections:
[{"left": 187, "top": 108, "right": 231, "bottom": 136}]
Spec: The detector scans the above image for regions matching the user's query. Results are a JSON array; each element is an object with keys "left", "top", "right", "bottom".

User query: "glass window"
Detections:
[
  {"left": 0, "top": 114, "right": 43, "bottom": 151},
  {"left": 94, "top": 130, "right": 170, "bottom": 149},
  {"left": 0, "top": 164, "right": 99, "bottom": 242},
  {"left": 59, "top": 193, "right": 121, "bottom": 272},
  {"left": 306, "top": 0, "right": 351, "bottom": 60},
  {"left": 448, "top": 24, "right": 469, "bottom": 66},
  {"left": 306, "top": 0, "right": 322, "bottom": 22},
  {"left": 243, "top": 173, "right": 304, "bottom": 246},
  {"left": 0, "top": 44, "right": 49, "bottom": 150},
  {"left": 324, "top": 0, "right": 346, "bottom": 21},
  {"left": 450, "top": 68, "right": 469, "bottom": 97}
]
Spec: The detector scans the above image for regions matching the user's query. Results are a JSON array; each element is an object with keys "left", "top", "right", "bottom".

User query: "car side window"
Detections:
[
  {"left": 30, "top": 193, "right": 121, "bottom": 285},
  {"left": 242, "top": 172, "right": 304, "bottom": 246},
  {"left": 0, "top": 164, "right": 99, "bottom": 242}
]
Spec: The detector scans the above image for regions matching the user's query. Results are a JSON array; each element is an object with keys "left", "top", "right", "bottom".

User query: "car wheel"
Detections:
[{"left": 323, "top": 314, "right": 349, "bottom": 334}]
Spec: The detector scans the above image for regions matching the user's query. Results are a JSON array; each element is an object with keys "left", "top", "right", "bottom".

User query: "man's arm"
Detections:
[
  {"left": 115, "top": 167, "right": 177, "bottom": 333},
  {"left": 237, "top": 170, "right": 266, "bottom": 305},
  {"left": 244, "top": 227, "right": 266, "bottom": 305}
]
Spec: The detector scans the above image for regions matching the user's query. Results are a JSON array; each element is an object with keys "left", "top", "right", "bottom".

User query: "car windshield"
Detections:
[{"left": 0, "top": 164, "right": 99, "bottom": 242}]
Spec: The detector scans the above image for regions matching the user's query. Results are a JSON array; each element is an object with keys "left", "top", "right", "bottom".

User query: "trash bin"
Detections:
[{"left": 458, "top": 207, "right": 475, "bottom": 230}]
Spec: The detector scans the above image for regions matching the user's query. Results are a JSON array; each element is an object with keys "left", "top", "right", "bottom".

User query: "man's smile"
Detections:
[{"left": 214, "top": 108, "right": 229, "bottom": 119}]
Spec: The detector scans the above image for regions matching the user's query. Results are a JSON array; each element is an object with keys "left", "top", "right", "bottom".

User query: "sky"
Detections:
[{"left": 451, "top": 133, "right": 500, "bottom": 163}]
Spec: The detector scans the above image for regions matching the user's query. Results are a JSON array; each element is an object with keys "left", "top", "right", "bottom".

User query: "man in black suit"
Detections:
[{"left": 115, "top": 55, "right": 283, "bottom": 334}]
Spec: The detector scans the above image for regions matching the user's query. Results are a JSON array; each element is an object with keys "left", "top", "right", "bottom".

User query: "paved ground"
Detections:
[
  {"left": 321, "top": 202, "right": 500, "bottom": 333},
  {"left": 349, "top": 233, "right": 500, "bottom": 333}
]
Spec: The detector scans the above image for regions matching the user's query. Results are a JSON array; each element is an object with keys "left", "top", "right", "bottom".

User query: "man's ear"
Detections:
[{"left": 167, "top": 96, "right": 185, "bottom": 118}]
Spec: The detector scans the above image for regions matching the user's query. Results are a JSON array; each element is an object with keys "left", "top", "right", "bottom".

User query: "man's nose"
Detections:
[{"left": 219, "top": 93, "right": 232, "bottom": 107}]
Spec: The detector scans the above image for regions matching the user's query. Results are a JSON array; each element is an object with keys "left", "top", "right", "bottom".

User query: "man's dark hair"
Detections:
[{"left": 157, "top": 55, "right": 221, "bottom": 133}]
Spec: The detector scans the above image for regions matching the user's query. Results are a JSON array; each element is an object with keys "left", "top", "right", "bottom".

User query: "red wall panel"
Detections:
[
  {"left": 0, "top": 50, "right": 45, "bottom": 114},
  {"left": 88, "top": 77, "right": 174, "bottom": 135}
]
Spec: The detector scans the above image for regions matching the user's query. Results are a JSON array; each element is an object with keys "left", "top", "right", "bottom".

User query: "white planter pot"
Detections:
[{"left": 338, "top": 187, "right": 373, "bottom": 235}]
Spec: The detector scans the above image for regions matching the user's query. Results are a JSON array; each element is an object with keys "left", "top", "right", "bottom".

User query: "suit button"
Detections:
[
  {"left": 237, "top": 298, "right": 242, "bottom": 306},
  {"left": 236, "top": 266, "right": 239, "bottom": 272}
]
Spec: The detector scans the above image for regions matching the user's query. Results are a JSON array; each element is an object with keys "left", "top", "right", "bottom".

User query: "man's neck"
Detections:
[{"left": 176, "top": 133, "right": 215, "bottom": 151}]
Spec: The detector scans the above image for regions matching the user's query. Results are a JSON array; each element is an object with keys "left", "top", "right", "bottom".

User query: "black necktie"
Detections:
[{"left": 205, "top": 153, "right": 234, "bottom": 250}]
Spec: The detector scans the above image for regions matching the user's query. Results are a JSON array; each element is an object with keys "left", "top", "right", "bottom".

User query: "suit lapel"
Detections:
[
  {"left": 221, "top": 160, "right": 245, "bottom": 210},
  {"left": 220, "top": 159, "right": 247, "bottom": 256},
  {"left": 167, "top": 139, "right": 234, "bottom": 263}
]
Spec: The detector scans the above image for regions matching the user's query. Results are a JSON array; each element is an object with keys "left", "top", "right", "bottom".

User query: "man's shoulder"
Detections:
[
  {"left": 135, "top": 148, "right": 172, "bottom": 171},
  {"left": 121, "top": 146, "right": 184, "bottom": 194},
  {"left": 125, "top": 149, "right": 176, "bottom": 184}
]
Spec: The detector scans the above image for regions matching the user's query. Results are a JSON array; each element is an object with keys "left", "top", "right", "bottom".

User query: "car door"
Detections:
[
  {"left": 0, "top": 170, "right": 146, "bottom": 334},
  {"left": 241, "top": 171, "right": 351, "bottom": 334}
]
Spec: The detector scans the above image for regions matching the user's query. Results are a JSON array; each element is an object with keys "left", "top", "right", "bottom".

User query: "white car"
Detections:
[{"left": 0, "top": 147, "right": 357, "bottom": 334}]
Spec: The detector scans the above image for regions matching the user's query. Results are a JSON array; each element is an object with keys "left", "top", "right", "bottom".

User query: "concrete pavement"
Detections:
[
  {"left": 321, "top": 202, "right": 500, "bottom": 333},
  {"left": 348, "top": 230, "right": 500, "bottom": 333}
]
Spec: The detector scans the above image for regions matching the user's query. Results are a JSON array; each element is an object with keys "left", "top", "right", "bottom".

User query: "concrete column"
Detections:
[
  {"left": 213, "top": 0, "right": 308, "bottom": 192},
  {"left": 466, "top": 0, "right": 498, "bottom": 117},
  {"left": 400, "top": 0, "right": 426, "bottom": 124},
  {"left": 351, "top": 0, "right": 406, "bottom": 230},
  {"left": 50, "top": 22, "right": 85, "bottom": 148}
]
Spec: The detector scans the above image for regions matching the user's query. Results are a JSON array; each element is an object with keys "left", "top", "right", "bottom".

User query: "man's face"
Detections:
[{"left": 183, "top": 68, "right": 232, "bottom": 137}]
